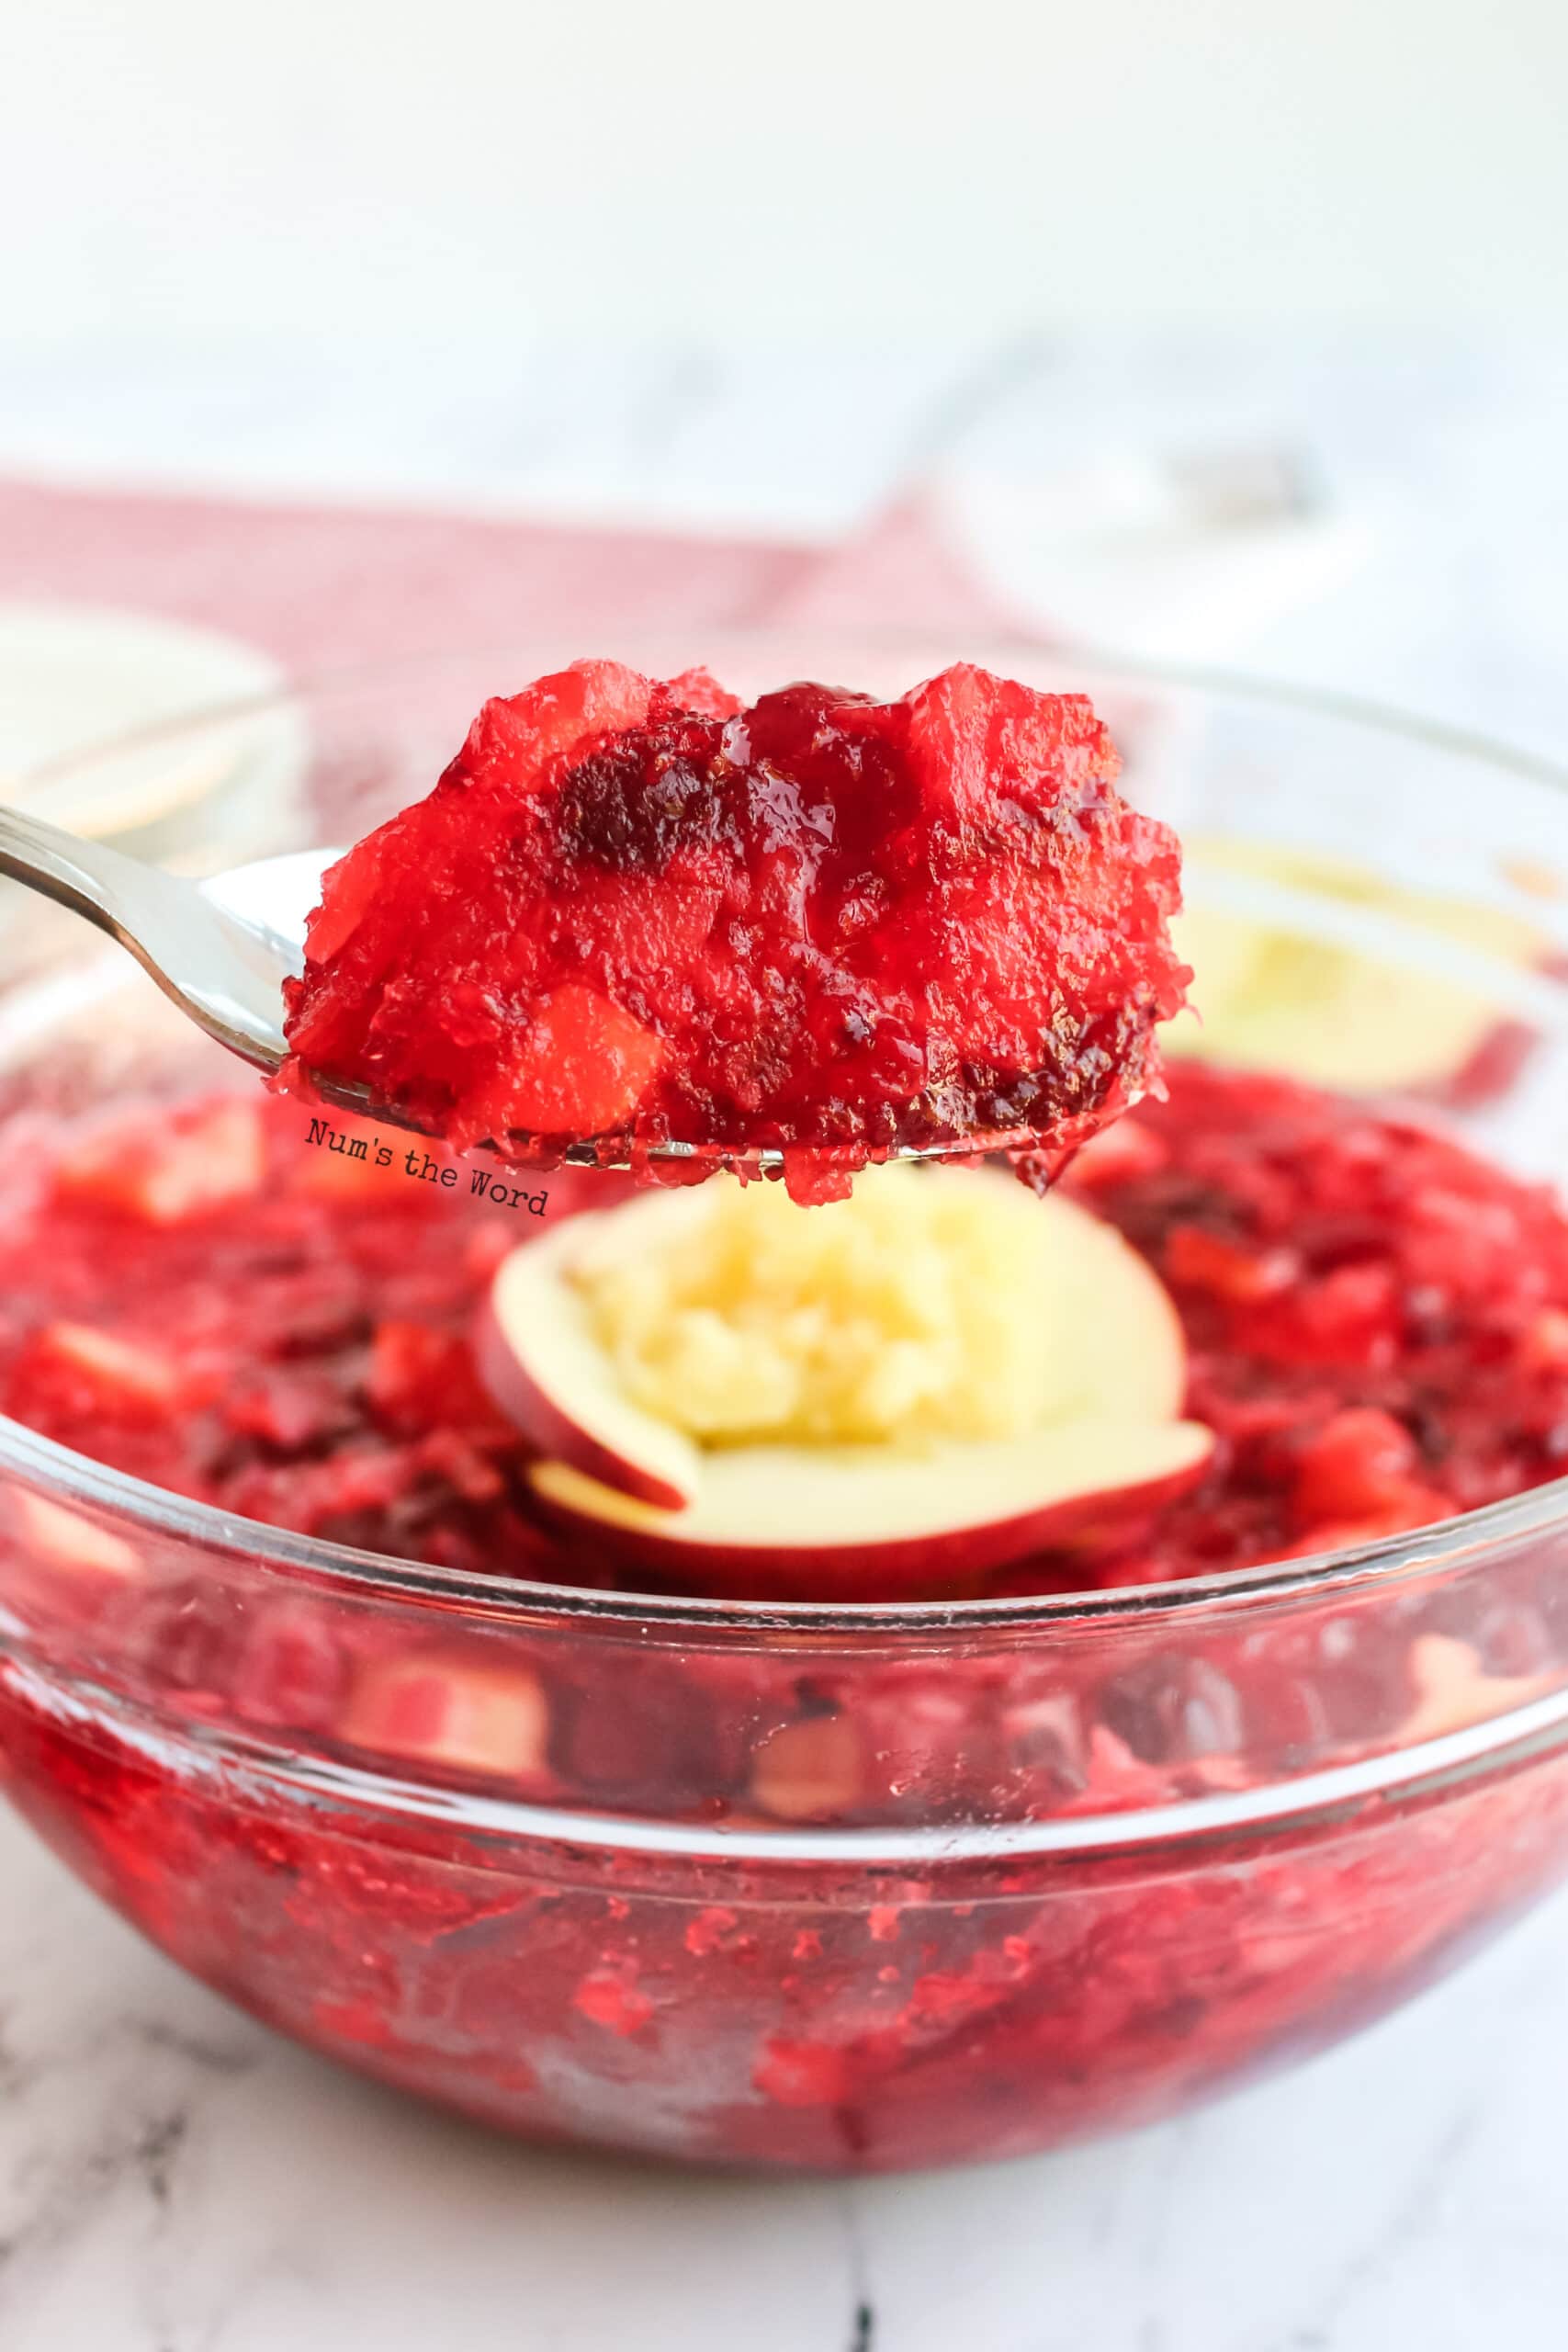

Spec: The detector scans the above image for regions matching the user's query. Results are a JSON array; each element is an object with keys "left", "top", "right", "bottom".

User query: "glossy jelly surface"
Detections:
[
  {"left": 281, "top": 662, "right": 1189, "bottom": 1203},
  {"left": 6, "top": 1069, "right": 1568, "bottom": 1603}
]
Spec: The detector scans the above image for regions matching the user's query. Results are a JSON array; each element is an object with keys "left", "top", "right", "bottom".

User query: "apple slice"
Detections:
[
  {"left": 477, "top": 1193, "right": 713, "bottom": 1510},
  {"left": 486, "top": 1170, "right": 1209, "bottom": 1597},
  {"left": 528, "top": 1420, "right": 1213, "bottom": 1600},
  {"left": 479, "top": 1179, "right": 1188, "bottom": 1510},
  {"left": 1173, "top": 839, "right": 1550, "bottom": 1096}
]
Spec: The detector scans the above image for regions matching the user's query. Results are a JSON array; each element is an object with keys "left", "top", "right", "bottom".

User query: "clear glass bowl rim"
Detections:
[{"left": 5, "top": 627, "right": 1568, "bottom": 1647}]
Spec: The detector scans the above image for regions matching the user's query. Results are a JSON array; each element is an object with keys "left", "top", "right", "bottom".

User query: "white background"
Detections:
[{"left": 4, "top": 0, "right": 1567, "bottom": 351}]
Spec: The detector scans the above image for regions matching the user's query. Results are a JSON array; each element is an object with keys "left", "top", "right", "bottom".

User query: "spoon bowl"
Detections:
[{"left": 0, "top": 806, "right": 1051, "bottom": 1174}]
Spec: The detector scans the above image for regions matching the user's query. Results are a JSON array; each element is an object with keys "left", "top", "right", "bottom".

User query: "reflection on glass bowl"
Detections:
[{"left": 2, "top": 636, "right": 1568, "bottom": 2173}]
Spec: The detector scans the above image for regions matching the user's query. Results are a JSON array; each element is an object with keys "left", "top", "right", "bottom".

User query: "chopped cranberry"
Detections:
[
  {"left": 1292, "top": 1408, "right": 1423, "bottom": 1522},
  {"left": 1162, "top": 1224, "right": 1301, "bottom": 1303},
  {"left": 4, "top": 1062, "right": 1568, "bottom": 1603}
]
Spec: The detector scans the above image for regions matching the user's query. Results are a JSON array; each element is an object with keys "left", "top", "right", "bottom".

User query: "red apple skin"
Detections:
[
  {"left": 474, "top": 1295, "right": 692, "bottom": 1512},
  {"left": 527, "top": 1445, "right": 1213, "bottom": 1605},
  {"left": 479, "top": 1177, "right": 1188, "bottom": 1526}
]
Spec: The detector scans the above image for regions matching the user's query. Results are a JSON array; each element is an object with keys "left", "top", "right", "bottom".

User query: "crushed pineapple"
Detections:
[
  {"left": 570, "top": 1165, "right": 1057, "bottom": 1450},
  {"left": 1172, "top": 839, "right": 1545, "bottom": 1090}
]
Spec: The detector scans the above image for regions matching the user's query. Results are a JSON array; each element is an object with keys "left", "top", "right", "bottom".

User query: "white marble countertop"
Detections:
[
  {"left": 5, "top": 1800, "right": 1568, "bottom": 2352},
  {"left": 2, "top": 332, "right": 1568, "bottom": 2349}
]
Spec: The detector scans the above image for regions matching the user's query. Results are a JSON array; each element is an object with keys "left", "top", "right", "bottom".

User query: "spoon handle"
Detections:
[
  {"left": 0, "top": 801, "right": 183, "bottom": 952},
  {"left": 0, "top": 803, "right": 297, "bottom": 1071},
  {"left": 0, "top": 812, "right": 1071, "bottom": 1175}
]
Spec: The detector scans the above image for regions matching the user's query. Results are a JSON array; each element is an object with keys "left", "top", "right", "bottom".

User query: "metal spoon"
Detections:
[
  {"left": 0, "top": 805, "right": 328, "bottom": 1072},
  {"left": 0, "top": 805, "right": 1044, "bottom": 1173}
]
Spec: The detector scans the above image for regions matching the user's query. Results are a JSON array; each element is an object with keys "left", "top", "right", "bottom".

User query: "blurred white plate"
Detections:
[{"left": 0, "top": 602, "right": 305, "bottom": 842}]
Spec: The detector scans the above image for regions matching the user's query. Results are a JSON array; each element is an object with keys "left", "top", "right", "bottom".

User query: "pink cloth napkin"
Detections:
[{"left": 0, "top": 477, "right": 1027, "bottom": 671}]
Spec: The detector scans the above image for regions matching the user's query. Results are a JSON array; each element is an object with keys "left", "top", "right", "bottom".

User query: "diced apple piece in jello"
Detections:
[
  {"left": 0, "top": 1484, "right": 145, "bottom": 1610},
  {"left": 1400, "top": 1633, "right": 1553, "bottom": 1743},
  {"left": 54, "top": 1099, "right": 265, "bottom": 1225},
  {"left": 20, "top": 1321, "right": 192, "bottom": 1422},
  {"left": 5, "top": 1487, "right": 143, "bottom": 1580},
  {"left": 341, "top": 1650, "right": 549, "bottom": 1781}
]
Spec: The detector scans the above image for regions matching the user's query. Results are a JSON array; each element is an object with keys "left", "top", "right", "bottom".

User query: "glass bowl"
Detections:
[{"left": 4, "top": 633, "right": 1568, "bottom": 2176}]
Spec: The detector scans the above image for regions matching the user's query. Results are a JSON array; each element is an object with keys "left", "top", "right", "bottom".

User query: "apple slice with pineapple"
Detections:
[{"left": 479, "top": 1165, "right": 1212, "bottom": 1601}]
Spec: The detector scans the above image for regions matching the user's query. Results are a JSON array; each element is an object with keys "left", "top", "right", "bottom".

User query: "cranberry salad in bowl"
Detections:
[{"left": 3, "top": 633, "right": 1568, "bottom": 2171}]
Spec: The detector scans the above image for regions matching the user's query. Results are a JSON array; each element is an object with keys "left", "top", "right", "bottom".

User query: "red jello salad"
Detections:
[
  {"left": 11, "top": 646, "right": 1568, "bottom": 2184},
  {"left": 6, "top": 1064, "right": 1568, "bottom": 1605},
  {"left": 279, "top": 662, "right": 1190, "bottom": 1204}
]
